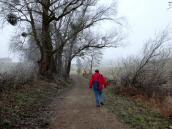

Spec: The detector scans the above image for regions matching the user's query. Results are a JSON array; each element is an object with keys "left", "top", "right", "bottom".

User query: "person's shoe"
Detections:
[
  {"left": 100, "top": 102, "right": 104, "bottom": 105},
  {"left": 96, "top": 105, "right": 100, "bottom": 107}
]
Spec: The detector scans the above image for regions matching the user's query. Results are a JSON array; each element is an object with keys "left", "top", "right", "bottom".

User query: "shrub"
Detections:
[
  {"left": 0, "top": 62, "right": 36, "bottom": 92},
  {"left": 110, "top": 30, "right": 172, "bottom": 97}
]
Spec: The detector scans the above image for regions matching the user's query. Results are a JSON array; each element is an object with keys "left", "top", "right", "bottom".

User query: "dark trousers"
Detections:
[{"left": 93, "top": 82, "right": 103, "bottom": 106}]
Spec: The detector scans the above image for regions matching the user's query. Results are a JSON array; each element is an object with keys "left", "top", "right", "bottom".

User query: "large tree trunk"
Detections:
[
  {"left": 63, "top": 35, "right": 77, "bottom": 79},
  {"left": 39, "top": 52, "right": 56, "bottom": 78},
  {"left": 64, "top": 58, "right": 72, "bottom": 80},
  {"left": 38, "top": 0, "right": 57, "bottom": 79},
  {"left": 55, "top": 50, "right": 63, "bottom": 78},
  {"left": 63, "top": 40, "right": 75, "bottom": 79}
]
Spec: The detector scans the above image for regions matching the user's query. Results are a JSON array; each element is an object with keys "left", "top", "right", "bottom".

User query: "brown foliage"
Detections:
[{"left": 116, "top": 86, "right": 172, "bottom": 119}]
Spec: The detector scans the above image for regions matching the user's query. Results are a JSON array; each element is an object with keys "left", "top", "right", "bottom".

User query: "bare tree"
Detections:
[
  {"left": 131, "top": 30, "right": 170, "bottom": 87},
  {"left": 0, "top": 0, "right": 90, "bottom": 79},
  {"left": 87, "top": 49, "right": 102, "bottom": 74},
  {"left": 62, "top": 28, "right": 122, "bottom": 79},
  {"left": 76, "top": 58, "right": 82, "bottom": 75},
  {"left": 52, "top": 0, "right": 119, "bottom": 78},
  {"left": 10, "top": 33, "right": 40, "bottom": 63},
  {"left": 111, "top": 30, "right": 171, "bottom": 93},
  {"left": 1, "top": 0, "right": 121, "bottom": 79}
]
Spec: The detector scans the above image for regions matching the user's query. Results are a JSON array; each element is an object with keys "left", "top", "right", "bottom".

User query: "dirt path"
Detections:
[{"left": 49, "top": 76, "right": 130, "bottom": 129}]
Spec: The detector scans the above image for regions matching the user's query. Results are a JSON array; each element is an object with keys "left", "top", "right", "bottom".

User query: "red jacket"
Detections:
[{"left": 89, "top": 73, "right": 106, "bottom": 90}]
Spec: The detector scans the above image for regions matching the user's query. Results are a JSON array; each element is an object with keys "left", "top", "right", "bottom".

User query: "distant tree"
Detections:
[
  {"left": 80, "top": 48, "right": 102, "bottom": 74},
  {"left": 76, "top": 58, "right": 82, "bottom": 75},
  {"left": 88, "top": 49, "right": 103, "bottom": 74}
]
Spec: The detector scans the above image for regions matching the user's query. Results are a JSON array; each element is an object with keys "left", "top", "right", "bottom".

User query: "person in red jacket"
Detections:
[{"left": 90, "top": 69, "right": 107, "bottom": 107}]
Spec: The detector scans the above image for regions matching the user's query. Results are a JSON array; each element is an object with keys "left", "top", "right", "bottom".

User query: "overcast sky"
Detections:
[
  {"left": 0, "top": 0, "right": 172, "bottom": 62},
  {"left": 103, "top": 0, "right": 172, "bottom": 63}
]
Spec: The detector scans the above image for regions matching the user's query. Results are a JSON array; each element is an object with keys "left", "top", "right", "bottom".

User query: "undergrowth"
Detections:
[
  {"left": 105, "top": 87, "right": 172, "bottom": 129},
  {"left": 0, "top": 79, "right": 72, "bottom": 129}
]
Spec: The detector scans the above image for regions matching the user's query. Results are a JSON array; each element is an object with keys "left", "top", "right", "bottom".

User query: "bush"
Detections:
[
  {"left": 0, "top": 62, "right": 36, "bottom": 92},
  {"left": 109, "top": 30, "right": 172, "bottom": 97}
]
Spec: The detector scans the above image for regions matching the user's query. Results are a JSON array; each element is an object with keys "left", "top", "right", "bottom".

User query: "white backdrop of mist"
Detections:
[
  {"left": 102, "top": 0, "right": 172, "bottom": 66},
  {"left": 0, "top": 0, "right": 172, "bottom": 64}
]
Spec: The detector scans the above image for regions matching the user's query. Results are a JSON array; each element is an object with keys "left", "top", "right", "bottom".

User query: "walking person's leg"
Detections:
[
  {"left": 93, "top": 86, "right": 100, "bottom": 107},
  {"left": 99, "top": 91, "right": 104, "bottom": 105}
]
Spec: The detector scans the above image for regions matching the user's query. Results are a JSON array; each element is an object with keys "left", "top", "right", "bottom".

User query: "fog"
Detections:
[
  {"left": 103, "top": 0, "right": 172, "bottom": 64},
  {"left": 0, "top": 0, "right": 172, "bottom": 63}
]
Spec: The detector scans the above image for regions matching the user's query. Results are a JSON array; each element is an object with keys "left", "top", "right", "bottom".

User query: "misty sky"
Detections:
[
  {"left": 103, "top": 0, "right": 172, "bottom": 63},
  {"left": 0, "top": 0, "right": 172, "bottom": 62}
]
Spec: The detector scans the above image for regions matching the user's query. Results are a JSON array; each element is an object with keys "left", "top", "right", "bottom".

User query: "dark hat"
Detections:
[{"left": 95, "top": 69, "right": 99, "bottom": 73}]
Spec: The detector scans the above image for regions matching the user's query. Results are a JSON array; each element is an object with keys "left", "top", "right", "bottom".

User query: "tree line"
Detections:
[{"left": 0, "top": 0, "right": 122, "bottom": 80}]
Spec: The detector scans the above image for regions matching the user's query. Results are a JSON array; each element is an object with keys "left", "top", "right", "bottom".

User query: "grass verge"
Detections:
[
  {"left": 105, "top": 87, "right": 172, "bottom": 129},
  {"left": 0, "top": 79, "right": 72, "bottom": 129}
]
